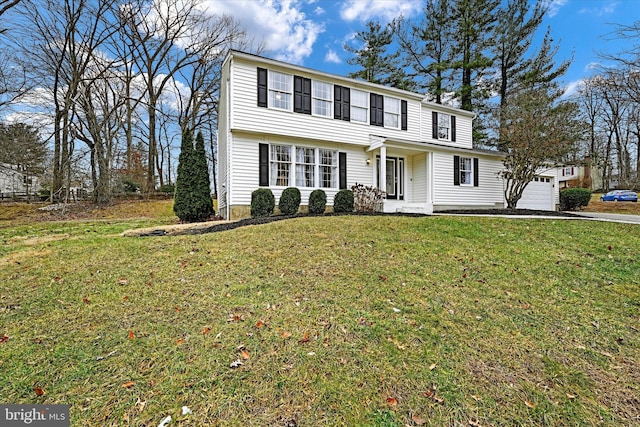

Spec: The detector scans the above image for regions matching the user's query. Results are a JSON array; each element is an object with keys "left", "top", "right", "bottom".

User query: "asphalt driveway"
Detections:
[{"left": 573, "top": 212, "right": 640, "bottom": 224}]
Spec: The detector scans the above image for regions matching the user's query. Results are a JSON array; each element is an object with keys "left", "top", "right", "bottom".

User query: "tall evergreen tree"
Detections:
[
  {"left": 345, "top": 20, "right": 414, "bottom": 90},
  {"left": 395, "top": 0, "right": 453, "bottom": 103},
  {"left": 173, "top": 129, "right": 213, "bottom": 222}
]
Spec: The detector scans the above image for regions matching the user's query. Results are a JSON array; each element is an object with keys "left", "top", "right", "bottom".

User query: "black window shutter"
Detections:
[
  {"left": 401, "top": 100, "right": 407, "bottom": 130},
  {"left": 451, "top": 115, "right": 456, "bottom": 142},
  {"left": 294, "top": 76, "right": 303, "bottom": 113},
  {"left": 453, "top": 155, "right": 460, "bottom": 186},
  {"left": 257, "top": 68, "right": 267, "bottom": 108},
  {"left": 334, "top": 85, "right": 342, "bottom": 119},
  {"left": 259, "top": 143, "right": 269, "bottom": 186},
  {"left": 370, "top": 93, "right": 377, "bottom": 125},
  {"left": 432, "top": 111, "right": 438, "bottom": 139},
  {"left": 342, "top": 87, "right": 350, "bottom": 121},
  {"left": 473, "top": 158, "right": 479, "bottom": 187},
  {"left": 302, "top": 78, "right": 311, "bottom": 114},
  {"left": 294, "top": 76, "right": 311, "bottom": 114},
  {"left": 339, "top": 152, "right": 347, "bottom": 189},
  {"left": 370, "top": 93, "right": 383, "bottom": 126}
]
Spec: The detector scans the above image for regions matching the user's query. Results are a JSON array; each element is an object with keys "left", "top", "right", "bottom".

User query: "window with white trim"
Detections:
[
  {"left": 319, "top": 149, "right": 338, "bottom": 188},
  {"left": 351, "top": 89, "right": 368, "bottom": 123},
  {"left": 312, "top": 80, "right": 332, "bottom": 117},
  {"left": 438, "top": 113, "right": 451, "bottom": 140},
  {"left": 270, "top": 144, "right": 291, "bottom": 186},
  {"left": 295, "top": 147, "right": 315, "bottom": 187},
  {"left": 460, "top": 157, "right": 472, "bottom": 185},
  {"left": 384, "top": 96, "right": 400, "bottom": 128},
  {"left": 268, "top": 71, "right": 292, "bottom": 110}
]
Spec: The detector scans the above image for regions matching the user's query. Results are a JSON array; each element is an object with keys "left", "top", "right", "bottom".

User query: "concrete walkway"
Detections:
[{"left": 571, "top": 212, "right": 640, "bottom": 224}]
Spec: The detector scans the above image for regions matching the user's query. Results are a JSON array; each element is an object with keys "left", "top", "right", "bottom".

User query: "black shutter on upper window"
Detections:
[
  {"left": 370, "top": 93, "right": 383, "bottom": 126},
  {"left": 257, "top": 68, "right": 267, "bottom": 108},
  {"left": 401, "top": 100, "right": 407, "bottom": 130},
  {"left": 451, "top": 115, "right": 456, "bottom": 142},
  {"left": 432, "top": 111, "right": 438, "bottom": 139},
  {"left": 453, "top": 155, "right": 460, "bottom": 186},
  {"left": 473, "top": 158, "right": 479, "bottom": 187},
  {"left": 259, "top": 143, "right": 269, "bottom": 186},
  {"left": 294, "top": 76, "right": 311, "bottom": 114},
  {"left": 339, "top": 152, "right": 347, "bottom": 189},
  {"left": 334, "top": 86, "right": 351, "bottom": 121}
]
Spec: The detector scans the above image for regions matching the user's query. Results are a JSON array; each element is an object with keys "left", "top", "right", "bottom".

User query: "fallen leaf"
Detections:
[
  {"left": 203, "top": 327, "right": 211, "bottom": 335},
  {"left": 82, "top": 298, "right": 90, "bottom": 304},
  {"left": 607, "top": 245, "right": 612, "bottom": 251},
  {"left": 524, "top": 400, "right": 535, "bottom": 408},
  {"left": 176, "top": 337, "right": 186, "bottom": 345},
  {"left": 175, "top": 306, "right": 180, "bottom": 312},
  {"left": 469, "top": 418, "right": 483, "bottom": 427},
  {"left": 471, "top": 394, "right": 481, "bottom": 402},
  {"left": 0, "top": 334, "right": 9, "bottom": 343},
  {"left": 230, "top": 359, "right": 243, "bottom": 369},
  {"left": 379, "top": 275, "right": 387, "bottom": 281},
  {"left": 122, "top": 295, "right": 129, "bottom": 301},
  {"left": 157, "top": 415, "right": 172, "bottom": 427},
  {"left": 240, "top": 350, "right": 250, "bottom": 360},
  {"left": 566, "top": 393, "right": 576, "bottom": 400},
  {"left": 128, "top": 330, "right": 134, "bottom": 340},
  {"left": 280, "top": 331, "right": 292, "bottom": 338},
  {"left": 181, "top": 406, "right": 192, "bottom": 415},
  {"left": 255, "top": 320, "right": 266, "bottom": 328},
  {"left": 299, "top": 331, "right": 310, "bottom": 343},
  {"left": 122, "top": 381, "right": 135, "bottom": 388},
  {"left": 412, "top": 414, "right": 427, "bottom": 425},
  {"left": 118, "top": 278, "right": 128, "bottom": 285},
  {"left": 386, "top": 397, "right": 398, "bottom": 406},
  {"left": 136, "top": 398, "right": 146, "bottom": 413},
  {"left": 34, "top": 386, "right": 45, "bottom": 396},
  {"left": 429, "top": 363, "right": 437, "bottom": 371}
]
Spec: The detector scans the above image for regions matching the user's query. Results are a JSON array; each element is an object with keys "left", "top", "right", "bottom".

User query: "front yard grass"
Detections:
[{"left": 0, "top": 215, "right": 638, "bottom": 426}]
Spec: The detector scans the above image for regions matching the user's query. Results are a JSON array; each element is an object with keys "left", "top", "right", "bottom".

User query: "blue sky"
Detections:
[{"left": 205, "top": 0, "right": 640, "bottom": 97}]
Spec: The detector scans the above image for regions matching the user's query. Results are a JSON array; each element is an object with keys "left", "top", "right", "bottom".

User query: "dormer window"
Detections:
[{"left": 432, "top": 112, "right": 456, "bottom": 142}]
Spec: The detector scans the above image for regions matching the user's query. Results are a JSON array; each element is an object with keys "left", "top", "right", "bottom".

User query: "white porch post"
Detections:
[{"left": 380, "top": 146, "right": 387, "bottom": 194}]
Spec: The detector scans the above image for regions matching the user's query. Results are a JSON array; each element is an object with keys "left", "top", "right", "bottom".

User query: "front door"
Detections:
[{"left": 377, "top": 156, "right": 404, "bottom": 200}]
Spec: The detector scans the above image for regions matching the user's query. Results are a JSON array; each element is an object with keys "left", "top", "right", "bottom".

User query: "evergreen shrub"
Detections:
[
  {"left": 308, "top": 189, "right": 327, "bottom": 215},
  {"left": 251, "top": 188, "right": 275, "bottom": 217},
  {"left": 333, "top": 189, "right": 354, "bottom": 213},
  {"left": 278, "top": 187, "right": 301, "bottom": 215},
  {"left": 559, "top": 188, "right": 591, "bottom": 211}
]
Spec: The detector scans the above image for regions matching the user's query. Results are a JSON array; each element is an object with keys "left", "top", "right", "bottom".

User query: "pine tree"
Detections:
[
  {"left": 345, "top": 21, "right": 414, "bottom": 90},
  {"left": 173, "top": 129, "right": 213, "bottom": 222}
]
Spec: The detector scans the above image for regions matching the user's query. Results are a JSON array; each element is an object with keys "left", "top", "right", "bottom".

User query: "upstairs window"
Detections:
[
  {"left": 438, "top": 113, "right": 450, "bottom": 139},
  {"left": 384, "top": 96, "right": 400, "bottom": 128},
  {"left": 268, "top": 71, "right": 292, "bottom": 110},
  {"left": 312, "top": 81, "right": 332, "bottom": 117},
  {"left": 350, "top": 89, "right": 368, "bottom": 123},
  {"left": 432, "top": 111, "right": 456, "bottom": 141}
]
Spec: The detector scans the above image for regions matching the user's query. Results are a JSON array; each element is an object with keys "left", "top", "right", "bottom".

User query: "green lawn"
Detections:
[{"left": 1, "top": 215, "right": 638, "bottom": 426}]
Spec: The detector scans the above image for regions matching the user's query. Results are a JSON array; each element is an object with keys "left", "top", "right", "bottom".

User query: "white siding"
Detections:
[
  {"left": 229, "top": 133, "right": 372, "bottom": 207},
  {"left": 421, "top": 105, "right": 473, "bottom": 149},
  {"left": 217, "top": 60, "right": 231, "bottom": 216},
  {"left": 432, "top": 152, "right": 504, "bottom": 207},
  {"left": 230, "top": 57, "right": 422, "bottom": 147}
]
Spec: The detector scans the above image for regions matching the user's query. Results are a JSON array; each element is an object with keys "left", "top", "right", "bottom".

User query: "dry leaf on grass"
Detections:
[
  {"left": 429, "top": 363, "right": 437, "bottom": 371},
  {"left": 412, "top": 414, "right": 427, "bottom": 425},
  {"left": 524, "top": 400, "right": 535, "bottom": 408},
  {"left": 299, "top": 331, "right": 310, "bottom": 343},
  {"left": 34, "top": 386, "right": 45, "bottom": 396},
  {"left": 122, "top": 381, "right": 135, "bottom": 388},
  {"left": 128, "top": 330, "right": 134, "bottom": 340},
  {"left": 176, "top": 337, "right": 186, "bottom": 345},
  {"left": 386, "top": 397, "right": 398, "bottom": 406},
  {"left": 203, "top": 327, "right": 211, "bottom": 335}
]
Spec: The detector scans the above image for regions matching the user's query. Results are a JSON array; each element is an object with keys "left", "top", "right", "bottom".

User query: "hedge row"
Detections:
[{"left": 250, "top": 188, "right": 354, "bottom": 218}]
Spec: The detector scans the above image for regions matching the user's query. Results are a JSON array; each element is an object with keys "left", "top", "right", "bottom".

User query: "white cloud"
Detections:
[
  {"left": 578, "top": 1, "right": 618, "bottom": 16},
  {"left": 547, "top": 0, "right": 568, "bottom": 18},
  {"left": 339, "top": 0, "right": 421, "bottom": 23},
  {"left": 201, "top": 0, "right": 324, "bottom": 64},
  {"left": 325, "top": 49, "right": 341, "bottom": 64},
  {"left": 563, "top": 79, "right": 585, "bottom": 98},
  {"left": 314, "top": 6, "right": 325, "bottom": 15}
]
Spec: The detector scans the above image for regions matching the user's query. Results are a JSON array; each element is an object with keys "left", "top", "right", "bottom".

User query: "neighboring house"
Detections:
[
  {"left": 217, "top": 51, "right": 556, "bottom": 219},
  {"left": 0, "top": 163, "right": 41, "bottom": 197}
]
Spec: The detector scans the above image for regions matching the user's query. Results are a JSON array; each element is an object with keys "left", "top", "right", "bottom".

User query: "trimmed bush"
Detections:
[
  {"left": 560, "top": 188, "right": 591, "bottom": 211},
  {"left": 308, "top": 189, "right": 327, "bottom": 215},
  {"left": 279, "top": 187, "right": 301, "bottom": 215},
  {"left": 251, "top": 188, "right": 275, "bottom": 217},
  {"left": 333, "top": 189, "right": 354, "bottom": 213}
]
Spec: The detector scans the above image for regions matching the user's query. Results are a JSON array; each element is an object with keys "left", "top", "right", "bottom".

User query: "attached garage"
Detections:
[{"left": 517, "top": 176, "right": 557, "bottom": 210}]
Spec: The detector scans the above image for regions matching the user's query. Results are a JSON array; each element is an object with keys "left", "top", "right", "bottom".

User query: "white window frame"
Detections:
[
  {"left": 319, "top": 149, "right": 338, "bottom": 188},
  {"left": 312, "top": 80, "right": 332, "bottom": 117},
  {"left": 350, "top": 89, "right": 369, "bottom": 123},
  {"left": 268, "top": 71, "right": 292, "bottom": 111},
  {"left": 295, "top": 147, "right": 316, "bottom": 188},
  {"left": 459, "top": 157, "right": 473, "bottom": 186},
  {"left": 384, "top": 96, "right": 400, "bottom": 129},
  {"left": 270, "top": 144, "right": 292, "bottom": 186},
  {"left": 438, "top": 113, "right": 451, "bottom": 140}
]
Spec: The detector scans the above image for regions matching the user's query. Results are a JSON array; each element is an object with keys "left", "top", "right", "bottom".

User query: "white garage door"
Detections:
[{"left": 518, "top": 177, "right": 554, "bottom": 210}]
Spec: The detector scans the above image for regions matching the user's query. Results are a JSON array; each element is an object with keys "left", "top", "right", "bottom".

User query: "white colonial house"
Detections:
[{"left": 217, "top": 50, "right": 557, "bottom": 220}]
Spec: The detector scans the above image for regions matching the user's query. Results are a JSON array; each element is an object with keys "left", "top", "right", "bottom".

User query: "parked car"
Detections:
[{"left": 600, "top": 190, "right": 638, "bottom": 202}]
